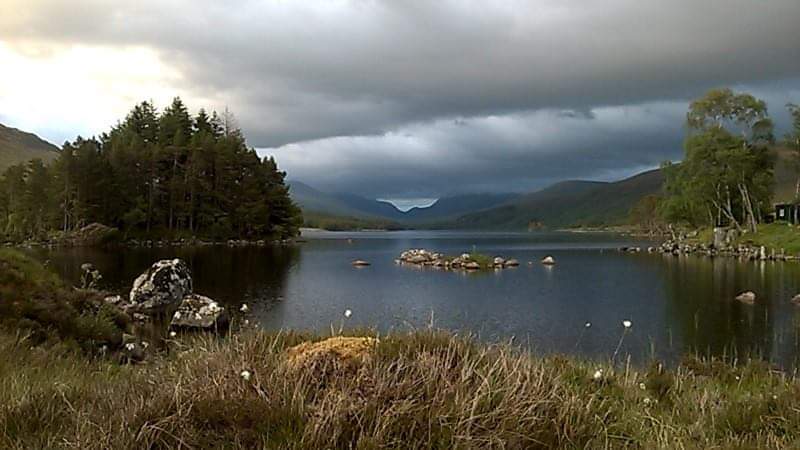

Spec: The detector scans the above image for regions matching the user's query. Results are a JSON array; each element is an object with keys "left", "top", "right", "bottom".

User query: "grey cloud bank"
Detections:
[{"left": 2, "top": 0, "right": 799, "bottom": 198}]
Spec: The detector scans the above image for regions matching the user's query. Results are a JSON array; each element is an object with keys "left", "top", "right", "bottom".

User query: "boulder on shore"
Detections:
[
  {"left": 735, "top": 291, "right": 756, "bottom": 305},
  {"left": 171, "top": 294, "right": 228, "bottom": 330},
  {"left": 129, "top": 259, "right": 193, "bottom": 315}
]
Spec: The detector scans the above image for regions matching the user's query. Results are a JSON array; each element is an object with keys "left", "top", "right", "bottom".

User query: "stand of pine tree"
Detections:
[{"left": 0, "top": 98, "right": 301, "bottom": 242}]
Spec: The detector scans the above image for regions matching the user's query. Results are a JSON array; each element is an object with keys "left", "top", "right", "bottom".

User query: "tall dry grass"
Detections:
[{"left": 2, "top": 327, "right": 800, "bottom": 449}]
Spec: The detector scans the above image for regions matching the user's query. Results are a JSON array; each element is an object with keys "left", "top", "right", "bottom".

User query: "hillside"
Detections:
[
  {"left": 292, "top": 146, "right": 796, "bottom": 231},
  {"left": 288, "top": 180, "right": 518, "bottom": 225},
  {"left": 445, "top": 170, "right": 664, "bottom": 229},
  {"left": 0, "top": 123, "right": 59, "bottom": 171},
  {"left": 288, "top": 181, "right": 380, "bottom": 219},
  {"left": 403, "top": 193, "right": 520, "bottom": 223}
]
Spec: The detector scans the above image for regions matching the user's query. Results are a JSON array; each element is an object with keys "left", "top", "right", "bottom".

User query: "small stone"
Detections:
[{"left": 735, "top": 291, "right": 756, "bottom": 305}]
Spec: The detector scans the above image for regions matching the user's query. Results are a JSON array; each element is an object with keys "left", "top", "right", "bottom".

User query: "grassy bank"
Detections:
[
  {"left": 3, "top": 250, "right": 800, "bottom": 448},
  {"left": 739, "top": 223, "right": 800, "bottom": 255},
  {"left": 3, "top": 329, "right": 800, "bottom": 449},
  {"left": 683, "top": 223, "right": 800, "bottom": 255}
]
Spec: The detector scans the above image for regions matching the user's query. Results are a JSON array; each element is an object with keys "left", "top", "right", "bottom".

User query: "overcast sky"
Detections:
[{"left": 1, "top": 1, "right": 799, "bottom": 203}]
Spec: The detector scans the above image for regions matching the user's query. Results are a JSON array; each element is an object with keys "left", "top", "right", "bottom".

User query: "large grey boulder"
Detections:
[
  {"left": 129, "top": 259, "right": 193, "bottom": 315},
  {"left": 171, "top": 294, "right": 229, "bottom": 330}
]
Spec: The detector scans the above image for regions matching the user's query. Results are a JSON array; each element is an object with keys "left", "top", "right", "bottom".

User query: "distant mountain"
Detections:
[
  {"left": 332, "top": 193, "right": 407, "bottom": 221},
  {"left": 0, "top": 123, "right": 59, "bottom": 171},
  {"left": 289, "top": 180, "right": 520, "bottom": 224},
  {"left": 288, "top": 181, "right": 385, "bottom": 219},
  {"left": 292, "top": 148, "right": 799, "bottom": 231},
  {"left": 403, "top": 193, "right": 520, "bottom": 223},
  {"left": 443, "top": 170, "right": 664, "bottom": 229}
]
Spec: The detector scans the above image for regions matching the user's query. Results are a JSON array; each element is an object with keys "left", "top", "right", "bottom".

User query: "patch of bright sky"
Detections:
[
  {"left": 0, "top": 41, "right": 186, "bottom": 144},
  {"left": 379, "top": 198, "right": 439, "bottom": 212}
]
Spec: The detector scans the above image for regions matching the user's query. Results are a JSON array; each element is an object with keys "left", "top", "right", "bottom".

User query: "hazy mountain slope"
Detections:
[
  {"left": 288, "top": 181, "right": 375, "bottom": 218},
  {"left": 446, "top": 171, "right": 663, "bottom": 229},
  {"left": 332, "top": 193, "right": 407, "bottom": 220},
  {"left": 403, "top": 193, "right": 520, "bottom": 222},
  {"left": 0, "top": 123, "right": 59, "bottom": 171}
]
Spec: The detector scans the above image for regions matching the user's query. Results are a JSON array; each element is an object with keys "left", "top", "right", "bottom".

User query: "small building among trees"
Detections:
[{"left": 775, "top": 203, "right": 800, "bottom": 224}]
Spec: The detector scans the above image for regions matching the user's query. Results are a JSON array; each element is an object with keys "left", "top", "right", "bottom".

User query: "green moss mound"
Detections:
[{"left": 0, "top": 249, "right": 127, "bottom": 351}]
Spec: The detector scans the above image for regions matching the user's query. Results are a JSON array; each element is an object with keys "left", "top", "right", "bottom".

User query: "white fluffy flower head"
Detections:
[
  {"left": 344, "top": 309, "right": 352, "bottom": 318},
  {"left": 622, "top": 320, "right": 632, "bottom": 329},
  {"left": 240, "top": 370, "right": 251, "bottom": 381}
]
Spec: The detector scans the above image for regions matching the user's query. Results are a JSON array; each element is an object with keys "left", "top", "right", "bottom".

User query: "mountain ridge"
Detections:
[{"left": 0, "top": 123, "right": 60, "bottom": 171}]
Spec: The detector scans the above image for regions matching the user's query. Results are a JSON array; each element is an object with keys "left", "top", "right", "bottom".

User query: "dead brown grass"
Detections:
[{"left": 2, "top": 328, "right": 800, "bottom": 449}]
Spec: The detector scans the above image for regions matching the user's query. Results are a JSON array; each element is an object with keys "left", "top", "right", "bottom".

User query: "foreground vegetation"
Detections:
[
  {"left": 2, "top": 249, "right": 800, "bottom": 449},
  {"left": 3, "top": 328, "right": 800, "bottom": 449}
]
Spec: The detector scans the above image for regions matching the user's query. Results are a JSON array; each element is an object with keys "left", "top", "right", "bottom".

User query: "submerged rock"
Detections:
[
  {"left": 735, "top": 291, "right": 756, "bottom": 305},
  {"left": 171, "top": 294, "right": 228, "bottom": 330},
  {"left": 129, "top": 259, "right": 193, "bottom": 315}
]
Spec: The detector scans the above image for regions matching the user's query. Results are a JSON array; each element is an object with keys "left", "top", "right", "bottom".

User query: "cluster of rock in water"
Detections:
[
  {"left": 394, "top": 249, "right": 555, "bottom": 270},
  {"left": 639, "top": 227, "right": 799, "bottom": 261}
]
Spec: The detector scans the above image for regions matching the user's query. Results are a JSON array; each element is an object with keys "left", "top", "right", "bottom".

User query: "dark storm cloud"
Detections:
[{"left": 2, "top": 0, "right": 800, "bottom": 197}]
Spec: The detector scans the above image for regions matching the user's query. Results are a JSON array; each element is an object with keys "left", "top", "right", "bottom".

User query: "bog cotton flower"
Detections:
[
  {"left": 344, "top": 309, "right": 352, "bottom": 318},
  {"left": 169, "top": 331, "right": 177, "bottom": 338},
  {"left": 584, "top": 322, "right": 591, "bottom": 328},
  {"left": 125, "top": 343, "right": 135, "bottom": 351},
  {"left": 622, "top": 320, "right": 632, "bottom": 329},
  {"left": 240, "top": 304, "right": 249, "bottom": 313},
  {"left": 240, "top": 370, "right": 251, "bottom": 381},
  {"left": 593, "top": 369, "right": 603, "bottom": 381}
]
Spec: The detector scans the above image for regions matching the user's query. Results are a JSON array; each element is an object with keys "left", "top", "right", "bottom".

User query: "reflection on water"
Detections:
[{"left": 27, "top": 230, "right": 800, "bottom": 368}]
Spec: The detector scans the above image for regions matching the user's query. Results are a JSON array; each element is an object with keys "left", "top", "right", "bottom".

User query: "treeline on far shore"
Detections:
[
  {"left": 628, "top": 88, "right": 800, "bottom": 235},
  {"left": 0, "top": 98, "right": 302, "bottom": 243}
]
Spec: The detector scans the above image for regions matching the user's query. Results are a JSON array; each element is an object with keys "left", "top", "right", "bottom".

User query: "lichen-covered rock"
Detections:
[
  {"left": 129, "top": 259, "right": 192, "bottom": 315},
  {"left": 171, "top": 294, "right": 228, "bottom": 330}
]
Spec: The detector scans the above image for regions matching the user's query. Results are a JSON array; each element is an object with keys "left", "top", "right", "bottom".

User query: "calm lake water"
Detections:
[{"left": 27, "top": 230, "right": 800, "bottom": 367}]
